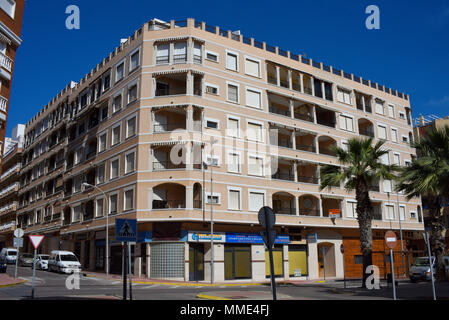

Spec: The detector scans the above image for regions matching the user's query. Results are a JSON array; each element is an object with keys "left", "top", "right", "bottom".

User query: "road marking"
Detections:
[{"left": 170, "top": 286, "right": 179, "bottom": 289}]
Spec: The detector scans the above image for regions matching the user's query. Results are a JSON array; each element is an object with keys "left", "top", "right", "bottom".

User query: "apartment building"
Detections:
[
  {"left": 0, "top": 0, "right": 24, "bottom": 167},
  {"left": 0, "top": 123, "right": 23, "bottom": 247},
  {"left": 15, "top": 18, "right": 423, "bottom": 281}
]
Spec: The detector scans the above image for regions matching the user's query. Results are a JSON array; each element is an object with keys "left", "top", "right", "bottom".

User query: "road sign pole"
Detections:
[
  {"left": 14, "top": 241, "right": 19, "bottom": 278},
  {"left": 265, "top": 209, "right": 277, "bottom": 301},
  {"left": 31, "top": 249, "right": 37, "bottom": 299},
  {"left": 343, "top": 252, "right": 346, "bottom": 289},
  {"left": 123, "top": 242, "right": 127, "bottom": 300},
  {"left": 390, "top": 249, "right": 396, "bottom": 300},
  {"left": 425, "top": 232, "right": 436, "bottom": 300},
  {"left": 128, "top": 242, "right": 133, "bottom": 301}
]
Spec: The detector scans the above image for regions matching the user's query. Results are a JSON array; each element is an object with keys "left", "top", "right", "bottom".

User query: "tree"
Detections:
[
  {"left": 397, "top": 126, "right": 449, "bottom": 282},
  {"left": 320, "top": 137, "right": 398, "bottom": 287}
]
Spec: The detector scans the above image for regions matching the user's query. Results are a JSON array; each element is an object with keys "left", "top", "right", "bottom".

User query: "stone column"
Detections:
[
  {"left": 321, "top": 81, "right": 326, "bottom": 100},
  {"left": 299, "top": 73, "right": 304, "bottom": 93},
  {"left": 89, "top": 239, "right": 95, "bottom": 271},
  {"left": 310, "top": 76, "right": 315, "bottom": 96},
  {"left": 184, "top": 242, "right": 189, "bottom": 281},
  {"left": 186, "top": 105, "right": 194, "bottom": 131},
  {"left": 307, "top": 242, "right": 319, "bottom": 280},
  {"left": 149, "top": 148, "right": 154, "bottom": 172},
  {"left": 288, "top": 70, "right": 292, "bottom": 90},
  {"left": 187, "top": 38, "right": 193, "bottom": 64},
  {"left": 291, "top": 130, "right": 296, "bottom": 150},
  {"left": 315, "top": 136, "right": 319, "bottom": 154},
  {"left": 186, "top": 185, "right": 193, "bottom": 209},
  {"left": 283, "top": 245, "right": 289, "bottom": 280},
  {"left": 146, "top": 243, "right": 151, "bottom": 278},
  {"left": 186, "top": 71, "right": 194, "bottom": 96},
  {"left": 293, "top": 161, "right": 298, "bottom": 183},
  {"left": 319, "top": 197, "right": 324, "bottom": 217},
  {"left": 251, "top": 245, "right": 266, "bottom": 281},
  {"left": 169, "top": 42, "right": 174, "bottom": 65},
  {"left": 289, "top": 100, "right": 294, "bottom": 119},
  {"left": 312, "top": 105, "right": 317, "bottom": 124},
  {"left": 147, "top": 187, "right": 153, "bottom": 210},
  {"left": 275, "top": 66, "right": 280, "bottom": 87}
]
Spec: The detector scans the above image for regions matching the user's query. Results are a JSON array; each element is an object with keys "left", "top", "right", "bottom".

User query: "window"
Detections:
[
  {"left": 205, "top": 84, "right": 218, "bottom": 95},
  {"left": 103, "top": 73, "right": 111, "bottom": 92},
  {"left": 206, "top": 51, "right": 218, "bottom": 62},
  {"left": 228, "top": 188, "right": 241, "bottom": 210},
  {"left": 249, "top": 191, "right": 265, "bottom": 211},
  {"left": 354, "top": 255, "right": 363, "bottom": 264},
  {"left": 130, "top": 48, "right": 140, "bottom": 71},
  {"left": 173, "top": 42, "right": 187, "bottom": 63},
  {"left": 206, "top": 155, "right": 219, "bottom": 166},
  {"left": 113, "top": 94, "right": 122, "bottom": 113},
  {"left": 124, "top": 188, "right": 134, "bottom": 211},
  {"left": 115, "top": 61, "right": 125, "bottom": 82},
  {"left": 383, "top": 180, "right": 393, "bottom": 193},
  {"left": 99, "top": 132, "right": 107, "bottom": 152},
  {"left": 100, "top": 104, "right": 109, "bottom": 121},
  {"left": 391, "top": 128, "right": 398, "bottom": 143},
  {"left": 378, "top": 125, "right": 387, "bottom": 140},
  {"left": 399, "top": 112, "right": 406, "bottom": 120},
  {"left": 246, "top": 88, "right": 262, "bottom": 109},
  {"left": 109, "top": 193, "right": 118, "bottom": 214},
  {"left": 388, "top": 104, "right": 395, "bottom": 118},
  {"left": 226, "top": 52, "right": 238, "bottom": 71},
  {"left": 245, "top": 58, "right": 260, "bottom": 78},
  {"left": 375, "top": 100, "right": 384, "bottom": 115},
  {"left": 205, "top": 192, "right": 220, "bottom": 205},
  {"left": 247, "top": 122, "right": 263, "bottom": 142},
  {"left": 346, "top": 201, "right": 357, "bottom": 218},
  {"left": 339, "top": 115, "right": 354, "bottom": 132},
  {"left": 393, "top": 153, "right": 400, "bottom": 165},
  {"left": 227, "top": 117, "right": 240, "bottom": 138},
  {"left": 75, "top": 147, "right": 83, "bottom": 165},
  {"left": 0, "top": 0, "right": 15, "bottom": 18},
  {"left": 341, "top": 140, "right": 349, "bottom": 152},
  {"left": 96, "top": 198, "right": 104, "bottom": 217},
  {"left": 380, "top": 153, "right": 390, "bottom": 165},
  {"left": 386, "top": 205, "right": 395, "bottom": 220},
  {"left": 126, "top": 117, "right": 137, "bottom": 138},
  {"left": 156, "top": 44, "right": 169, "bottom": 65},
  {"left": 227, "top": 83, "right": 239, "bottom": 103},
  {"left": 125, "top": 151, "right": 136, "bottom": 174},
  {"left": 112, "top": 125, "right": 121, "bottom": 145},
  {"left": 402, "top": 135, "right": 409, "bottom": 143},
  {"left": 227, "top": 152, "right": 241, "bottom": 173},
  {"left": 337, "top": 88, "right": 352, "bottom": 105},
  {"left": 248, "top": 155, "right": 264, "bottom": 176},
  {"left": 96, "top": 163, "right": 106, "bottom": 184},
  {"left": 72, "top": 205, "right": 82, "bottom": 223},
  {"left": 110, "top": 158, "right": 120, "bottom": 179},
  {"left": 128, "top": 82, "right": 138, "bottom": 104},
  {"left": 206, "top": 118, "right": 219, "bottom": 129},
  {"left": 399, "top": 206, "right": 406, "bottom": 221},
  {"left": 405, "top": 160, "right": 411, "bottom": 167},
  {"left": 73, "top": 175, "right": 83, "bottom": 193}
]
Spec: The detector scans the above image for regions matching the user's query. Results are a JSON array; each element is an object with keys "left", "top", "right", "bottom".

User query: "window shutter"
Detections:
[
  {"left": 245, "top": 59, "right": 260, "bottom": 77},
  {"left": 228, "top": 85, "right": 238, "bottom": 102},
  {"left": 228, "top": 118, "right": 239, "bottom": 137},
  {"left": 174, "top": 42, "right": 186, "bottom": 55},
  {"left": 249, "top": 192, "right": 265, "bottom": 211},
  {"left": 247, "top": 123, "right": 262, "bottom": 141},
  {"left": 157, "top": 44, "right": 169, "bottom": 57},
  {"left": 228, "top": 153, "right": 240, "bottom": 173},
  {"left": 246, "top": 89, "right": 261, "bottom": 108},
  {"left": 229, "top": 190, "right": 240, "bottom": 210},
  {"left": 227, "top": 53, "right": 237, "bottom": 70}
]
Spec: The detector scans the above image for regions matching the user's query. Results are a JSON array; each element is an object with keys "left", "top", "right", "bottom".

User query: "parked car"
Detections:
[
  {"left": 35, "top": 254, "right": 50, "bottom": 270},
  {"left": 48, "top": 251, "right": 81, "bottom": 274},
  {"left": 18, "top": 253, "right": 34, "bottom": 267},
  {"left": 0, "top": 248, "right": 18, "bottom": 264},
  {"left": 409, "top": 256, "right": 449, "bottom": 282},
  {"left": 0, "top": 256, "right": 6, "bottom": 273}
]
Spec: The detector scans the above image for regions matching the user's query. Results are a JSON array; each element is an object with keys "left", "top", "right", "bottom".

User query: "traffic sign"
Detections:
[
  {"left": 13, "top": 237, "right": 23, "bottom": 248},
  {"left": 14, "top": 228, "right": 24, "bottom": 238},
  {"left": 385, "top": 231, "right": 398, "bottom": 249},
  {"left": 258, "top": 206, "right": 275, "bottom": 229},
  {"left": 115, "top": 219, "right": 137, "bottom": 242},
  {"left": 340, "top": 244, "right": 344, "bottom": 254},
  {"left": 260, "top": 230, "right": 276, "bottom": 250},
  {"left": 29, "top": 235, "right": 45, "bottom": 249}
]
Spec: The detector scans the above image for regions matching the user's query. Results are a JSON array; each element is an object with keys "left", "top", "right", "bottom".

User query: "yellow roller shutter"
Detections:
[
  {"left": 265, "top": 247, "right": 284, "bottom": 277},
  {"left": 289, "top": 249, "right": 308, "bottom": 276}
]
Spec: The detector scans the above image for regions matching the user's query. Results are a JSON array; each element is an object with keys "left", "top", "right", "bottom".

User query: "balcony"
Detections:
[
  {"left": 0, "top": 95, "right": 7, "bottom": 112},
  {"left": 154, "top": 72, "right": 203, "bottom": 97},
  {"left": 318, "top": 136, "right": 337, "bottom": 157},
  {"left": 273, "top": 192, "right": 296, "bottom": 215},
  {"left": 295, "top": 131, "right": 317, "bottom": 153},
  {"left": 297, "top": 162, "right": 319, "bottom": 184},
  {"left": 358, "top": 119, "right": 375, "bottom": 138},
  {"left": 355, "top": 92, "right": 372, "bottom": 113},
  {"left": 316, "top": 106, "right": 336, "bottom": 128},
  {"left": 298, "top": 195, "right": 320, "bottom": 216},
  {"left": 152, "top": 106, "right": 202, "bottom": 133},
  {"left": 0, "top": 163, "right": 21, "bottom": 180},
  {"left": 0, "top": 52, "right": 12, "bottom": 72}
]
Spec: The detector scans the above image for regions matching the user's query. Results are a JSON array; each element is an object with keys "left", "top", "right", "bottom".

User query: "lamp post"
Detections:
[
  {"left": 83, "top": 183, "right": 109, "bottom": 276},
  {"left": 396, "top": 189, "right": 406, "bottom": 277}
]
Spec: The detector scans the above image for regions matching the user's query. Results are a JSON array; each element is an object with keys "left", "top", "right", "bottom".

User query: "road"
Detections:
[{"left": 0, "top": 266, "right": 448, "bottom": 300}]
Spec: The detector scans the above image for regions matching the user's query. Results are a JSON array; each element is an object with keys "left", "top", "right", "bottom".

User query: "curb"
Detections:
[
  {"left": 196, "top": 293, "right": 232, "bottom": 300},
  {"left": 0, "top": 280, "right": 26, "bottom": 288}
]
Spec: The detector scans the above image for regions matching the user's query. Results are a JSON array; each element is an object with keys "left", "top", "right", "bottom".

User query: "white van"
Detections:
[
  {"left": 0, "top": 248, "right": 18, "bottom": 264},
  {"left": 48, "top": 251, "right": 81, "bottom": 274},
  {"left": 409, "top": 256, "right": 449, "bottom": 282}
]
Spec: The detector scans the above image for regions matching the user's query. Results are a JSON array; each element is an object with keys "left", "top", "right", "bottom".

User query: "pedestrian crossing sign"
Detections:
[{"left": 115, "top": 219, "right": 137, "bottom": 242}]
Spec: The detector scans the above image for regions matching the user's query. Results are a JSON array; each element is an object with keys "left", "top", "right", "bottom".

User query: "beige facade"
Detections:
[{"left": 13, "top": 18, "right": 422, "bottom": 281}]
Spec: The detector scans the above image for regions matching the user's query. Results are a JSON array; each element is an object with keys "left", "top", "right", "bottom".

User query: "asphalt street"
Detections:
[{"left": 1, "top": 266, "right": 448, "bottom": 300}]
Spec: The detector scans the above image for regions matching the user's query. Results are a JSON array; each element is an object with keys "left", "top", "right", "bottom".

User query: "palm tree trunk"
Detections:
[
  {"left": 356, "top": 180, "right": 373, "bottom": 288},
  {"left": 428, "top": 194, "right": 447, "bottom": 282}
]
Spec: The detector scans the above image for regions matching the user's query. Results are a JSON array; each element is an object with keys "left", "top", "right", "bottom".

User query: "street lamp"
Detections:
[{"left": 83, "top": 182, "right": 109, "bottom": 276}]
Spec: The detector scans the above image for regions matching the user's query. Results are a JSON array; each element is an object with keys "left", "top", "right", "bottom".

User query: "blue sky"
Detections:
[{"left": 6, "top": 0, "right": 449, "bottom": 135}]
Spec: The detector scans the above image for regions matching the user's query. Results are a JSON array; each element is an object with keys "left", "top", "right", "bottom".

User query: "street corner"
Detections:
[{"left": 0, "top": 274, "right": 27, "bottom": 288}]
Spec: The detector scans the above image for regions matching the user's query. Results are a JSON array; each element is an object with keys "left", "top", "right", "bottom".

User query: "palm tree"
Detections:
[
  {"left": 397, "top": 126, "right": 449, "bottom": 282},
  {"left": 320, "top": 137, "right": 398, "bottom": 287}
]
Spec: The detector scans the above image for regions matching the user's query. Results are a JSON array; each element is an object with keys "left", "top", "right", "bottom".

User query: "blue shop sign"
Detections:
[
  {"left": 225, "top": 232, "right": 289, "bottom": 244},
  {"left": 137, "top": 231, "right": 153, "bottom": 243}
]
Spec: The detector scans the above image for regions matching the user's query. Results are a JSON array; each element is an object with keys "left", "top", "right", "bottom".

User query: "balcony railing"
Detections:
[
  {"left": 153, "top": 161, "right": 186, "bottom": 171},
  {"left": 274, "top": 207, "right": 295, "bottom": 215},
  {"left": 0, "top": 183, "right": 19, "bottom": 198},
  {"left": 272, "top": 172, "right": 295, "bottom": 181},
  {"left": 319, "top": 147, "right": 337, "bottom": 157},
  {"left": 193, "top": 54, "right": 202, "bottom": 64},
  {"left": 153, "top": 199, "right": 186, "bottom": 209},
  {"left": 298, "top": 176, "right": 319, "bottom": 184},
  {"left": 294, "top": 113, "right": 314, "bottom": 123},
  {"left": 0, "top": 163, "right": 21, "bottom": 180},
  {"left": 0, "top": 95, "right": 7, "bottom": 112},
  {"left": 0, "top": 52, "right": 12, "bottom": 72},
  {"left": 296, "top": 144, "right": 316, "bottom": 153},
  {"left": 359, "top": 128, "right": 375, "bottom": 137},
  {"left": 173, "top": 54, "right": 187, "bottom": 64},
  {"left": 299, "top": 209, "right": 320, "bottom": 216},
  {"left": 156, "top": 56, "right": 169, "bottom": 65},
  {"left": 154, "top": 123, "right": 186, "bottom": 133}
]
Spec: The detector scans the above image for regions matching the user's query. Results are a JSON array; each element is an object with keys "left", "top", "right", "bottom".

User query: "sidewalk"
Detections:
[
  {"left": 197, "top": 291, "right": 295, "bottom": 300},
  {"left": 0, "top": 273, "right": 26, "bottom": 288}
]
